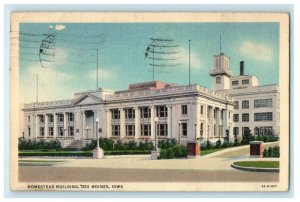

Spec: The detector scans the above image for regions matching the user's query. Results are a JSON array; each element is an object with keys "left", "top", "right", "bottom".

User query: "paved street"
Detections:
[
  {"left": 19, "top": 166, "right": 278, "bottom": 182},
  {"left": 19, "top": 143, "right": 280, "bottom": 182}
]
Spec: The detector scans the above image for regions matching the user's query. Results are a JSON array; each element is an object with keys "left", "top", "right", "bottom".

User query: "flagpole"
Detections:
[
  {"left": 96, "top": 48, "right": 99, "bottom": 90},
  {"left": 189, "top": 39, "right": 191, "bottom": 86}
]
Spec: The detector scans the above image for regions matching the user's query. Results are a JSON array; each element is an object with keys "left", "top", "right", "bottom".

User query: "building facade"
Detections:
[{"left": 22, "top": 53, "right": 280, "bottom": 148}]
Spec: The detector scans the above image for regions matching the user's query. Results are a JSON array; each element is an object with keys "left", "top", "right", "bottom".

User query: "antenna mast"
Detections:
[
  {"left": 96, "top": 48, "right": 99, "bottom": 89},
  {"left": 189, "top": 39, "right": 191, "bottom": 86},
  {"left": 220, "top": 35, "right": 222, "bottom": 54}
]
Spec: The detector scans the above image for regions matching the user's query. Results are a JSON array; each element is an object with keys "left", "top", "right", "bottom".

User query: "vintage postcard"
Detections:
[{"left": 10, "top": 12, "right": 289, "bottom": 191}]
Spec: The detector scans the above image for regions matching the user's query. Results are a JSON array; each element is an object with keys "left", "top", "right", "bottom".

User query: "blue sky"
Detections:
[{"left": 17, "top": 22, "right": 279, "bottom": 103}]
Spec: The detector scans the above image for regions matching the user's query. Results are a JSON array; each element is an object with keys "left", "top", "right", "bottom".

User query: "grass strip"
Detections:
[{"left": 233, "top": 161, "right": 279, "bottom": 168}]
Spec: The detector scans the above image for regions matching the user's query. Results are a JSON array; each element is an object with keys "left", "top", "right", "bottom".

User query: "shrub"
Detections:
[
  {"left": 99, "top": 138, "right": 114, "bottom": 150},
  {"left": 139, "top": 140, "right": 153, "bottom": 150},
  {"left": 114, "top": 140, "right": 124, "bottom": 150},
  {"left": 273, "top": 146, "right": 280, "bottom": 157},
  {"left": 215, "top": 140, "right": 222, "bottom": 148},
  {"left": 158, "top": 138, "right": 177, "bottom": 149},
  {"left": 159, "top": 144, "right": 187, "bottom": 159},
  {"left": 268, "top": 147, "right": 273, "bottom": 157},
  {"left": 241, "top": 129, "right": 255, "bottom": 145},
  {"left": 18, "top": 138, "right": 61, "bottom": 150},
  {"left": 263, "top": 149, "right": 269, "bottom": 157},
  {"left": 205, "top": 141, "right": 212, "bottom": 150}
]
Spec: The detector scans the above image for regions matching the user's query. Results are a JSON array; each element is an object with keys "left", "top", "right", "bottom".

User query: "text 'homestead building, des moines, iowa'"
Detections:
[{"left": 22, "top": 53, "right": 280, "bottom": 148}]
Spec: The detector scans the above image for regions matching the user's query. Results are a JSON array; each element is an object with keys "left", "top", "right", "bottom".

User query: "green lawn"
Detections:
[
  {"left": 233, "top": 161, "right": 279, "bottom": 168},
  {"left": 200, "top": 148, "right": 224, "bottom": 156},
  {"left": 19, "top": 159, "right": 65, "bottom": 163}
]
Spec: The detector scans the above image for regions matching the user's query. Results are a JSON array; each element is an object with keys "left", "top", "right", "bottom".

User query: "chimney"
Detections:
[{"left": 240, "top": 61, "right": 244, "bottom": 75}]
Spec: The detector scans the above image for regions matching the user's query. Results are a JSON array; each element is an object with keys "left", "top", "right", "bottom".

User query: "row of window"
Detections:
[
  {"left": 28, "top": 126, "right": 74, "bottom": 137},
  {"left": 231, "top": 79, "right": 249, "bottom": 86},
  {"left": 234, "top": 98, "right": 272, "bottom": 109},
  {"left": 111, "top": 123, "right": 189, "bottom": 137},
  {"left": 233, "top": 112, "right": 273, "bottom": 122},
  {"left": 233, "top": 126, "right": 274, "bottom": 136},
  {"left": 28, "top": 113, "right": 74, "bottom": 124}
]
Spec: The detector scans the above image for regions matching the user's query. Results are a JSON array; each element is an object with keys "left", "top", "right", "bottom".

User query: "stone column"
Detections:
[
  {"left": 93, "top": 111, "right": 97, "bottom": 139},
  {"left": 82, "top": 111, "right": 86, "bottom": 139},
  {"left": 106, "top": 109, "right": 112, "bottom": 138},
  {"left": 35, "top": 115, "right": 39, "bottom": 137},
  {"left": 223, "top": 107, "right": 228, "bottom": 141},
  {"left": 203, "top": 104, "right": 207, "bottom": 140},
  {"left": 217, "top": 108, "right": 221, "bottom": 138},
  {"left": 64, "top": 112, "right": 68, "bottom": 138},
  {"left": 45, "top": 114, "right": 49, "bottom": 137},
  {"left": 134, "top": 107, "right": 140, "bottom": 140},
  {"left": 209, "top": 106, "right": 214, "bottom": 139},
  {"left": 53, "top": 113, "right": 57, "bottom": 138},
  {"left": 119, "top": 108, "right": 125, "bottom": 139},
  {"left": 167, "top": 105, "right": 172, "bottom": 139},
  {"left": 150, "top": 106, "right": 155, "bottom": 140}
]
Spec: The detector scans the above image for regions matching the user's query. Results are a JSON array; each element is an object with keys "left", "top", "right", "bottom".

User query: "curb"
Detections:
[{"left": 231, "top": 163, "right": 279, "bottom": 172}]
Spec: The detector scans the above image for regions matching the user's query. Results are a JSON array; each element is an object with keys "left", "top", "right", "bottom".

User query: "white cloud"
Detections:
[
  {"left": 88, "top": 68, "right": 117, "bottom": 82},
  {"left": 177, "top": 47, "right": 202, "bottom": 69},
  {"left": 49, "top": 24, "right": 66, "bottom": 31},
  {"left": 239, "top": 40, "right": 273, "bottom": 62},
  {"left": 20, "top": 64, "right": 76, "bottom": 103}
]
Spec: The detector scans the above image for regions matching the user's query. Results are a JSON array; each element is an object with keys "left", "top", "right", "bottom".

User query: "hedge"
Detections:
[
  {"left": 19, "top": 150, "right": 151, "bottom": 157},
  {"left": 158, "top": 144, "right": 187, "bottom": 159}
]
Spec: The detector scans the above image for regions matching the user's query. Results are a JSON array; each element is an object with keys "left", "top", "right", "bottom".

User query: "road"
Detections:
[
  {"left": 19, "top": 166, "right": 278, "bottom": 182},
  {"left": 18, "top": 143, "right": 280, "bottom": 183}
]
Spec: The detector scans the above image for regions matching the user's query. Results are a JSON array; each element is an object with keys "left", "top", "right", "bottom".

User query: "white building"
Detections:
[{"left": 22, "top": 52, "right": 279, "bottom": 148}]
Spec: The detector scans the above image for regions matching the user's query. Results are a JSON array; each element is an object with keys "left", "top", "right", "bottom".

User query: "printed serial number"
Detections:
[{"left": 261, "top": 184, "right": 278, "bottom": 188}]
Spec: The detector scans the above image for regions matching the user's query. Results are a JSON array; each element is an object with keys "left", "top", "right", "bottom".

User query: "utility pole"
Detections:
[{"left": 152, "top": 46, "right": 154, "bottom": 81}]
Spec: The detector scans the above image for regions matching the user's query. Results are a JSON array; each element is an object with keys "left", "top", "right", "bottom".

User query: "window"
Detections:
[
  {"left": 234, "top": 101, "right": 239, "bottom": 109},
  {"left": 68, "top": 126, "right": 74, "bottom": 136},
  {"left": 126, "top": 125, "right": 135, "bottom": 136},
  {"left": 233, "top": 127, "right": 239, "bottom": 136},
  {"left": 254, "top": 112, "right": 273, "bottom": 122},
  {"left": 221, "top": 110, "right": 224, "bottom": 120},
  {"left": 242, "top": 79, "right": 249, "bottom": 84},
  {"left": 112, "top": 125, "right": 120, "bottom": 136},
  {"left": 27, "top": 116, "right": 31, "bottom": 123},
  {"left": 125, "top": 108, "right": 135, "bottom": 119},
  {"left": 157, "top": 124, "right": 167, "bottom": 137},
  {"left": 200, "top": 123, "right": 204, "bottom": 137},
  {"left": 229, "top": 111, "right": 231, "bottom": 119},
  {"left": 48, "top": 127, "right": 54, "bottom": 136},
  {"left": 58, "top": 114, "right": 64, "bottom": 123},
  {"left": 242, "top": 127, "right": 250, "bottom": 136},
  {"left": 242, "top": 100, "right": 249, "bottom": 109},
  {"left": 216, "top": 77, "right": 221, "bottom": 84},
  {"left": 181, "top": 105, "right": 188, "bottom": 115},
  {"left": 39, "top": 115, "right": 44, "bottom": 123},
  {"left": 254, "top": 126, "right": 273, "bottom": 135},
  {"left": 200, "top": 105, "right": 204, "bottom": 115},
  {"left": 111, "top": 109, "right": 120, "bottom": 120},
  {"left": 39, "top": 127, "right": 45, "bottom": 136},
  {"left": 58, "top": 127, "right": 64, "bottom": 136},
  {"left": 242, "top": 113, "right": 249, "bottom": 122},
  {"left": 181, "top": 123, "right": 187, "bottom": 136},
  {"left": 48, "top": 114, "right": 54, "bottom": 123},
  {"left": 233, "top": 114, "right": 239, "bottom": 122},
  {"left": 214, "top": 108, "right": 217, "bottom": 119},
  {"left": 254, "top": 98, "right": 273, "bottom": 108},
  {"left": 140, "top": 107, "right": 151, "bottom": 118},
  {"left": 141, "top": 124, "right": 151, "bottom": 136},
  {"left": 68, "top": 113, "right": 74, "bottom": 122},
  {"left": 156, "top": 106, "right": 167, "bottom": 118},
  {"left": 232, "top": 80, "right": 239, "bottom": 86},
  {"left": 28, "top": 127, "right": 31, "bottom": 137}
]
